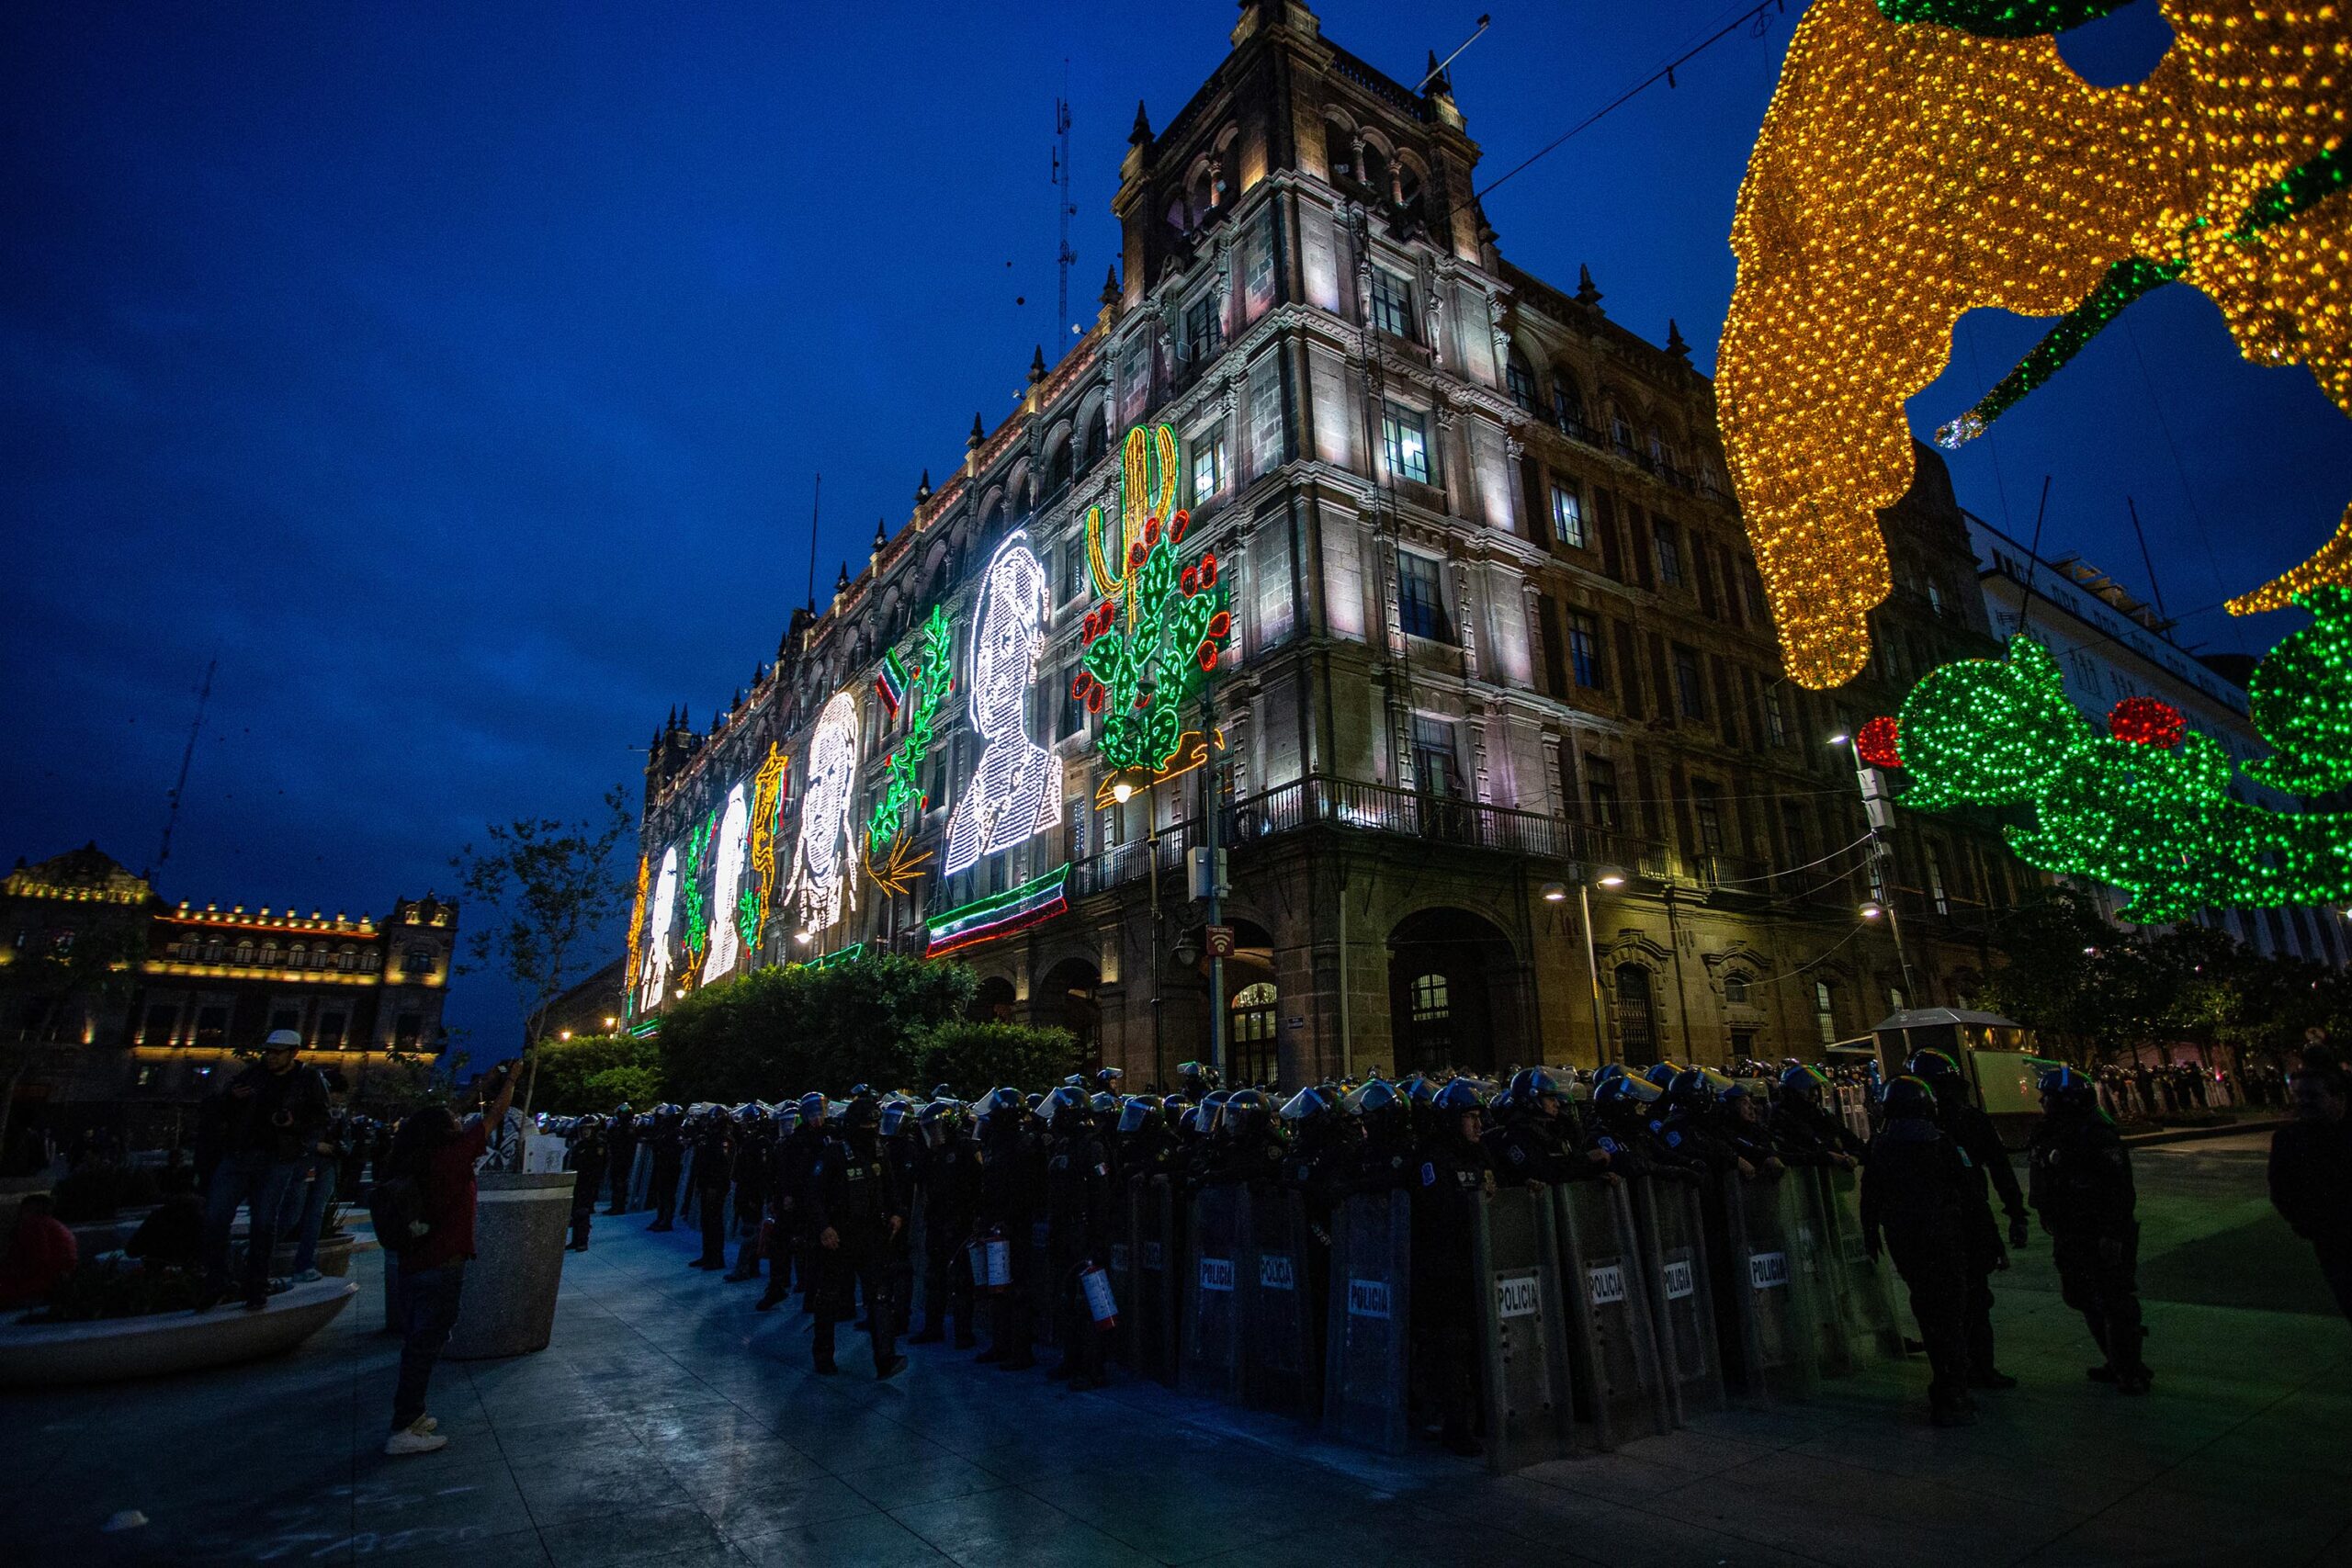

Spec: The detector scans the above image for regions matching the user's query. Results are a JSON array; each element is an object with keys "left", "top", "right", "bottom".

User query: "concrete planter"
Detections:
[
  {"left": 442, "top": 1171, "right": 574, "bottom": 1360},
  {"left": 229, "top": 1227, "right": 359, "bottom": 1279},
  {"left": 0, "top": 1278, "right": 357, "bottom": 1388}
]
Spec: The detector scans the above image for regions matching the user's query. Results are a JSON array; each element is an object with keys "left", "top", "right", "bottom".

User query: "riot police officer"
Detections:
[
  {"left": 767, "top": 1093, "right": 829, "bottom": 1312},
  {"left": 1860, "top": 1077, "right": 1978, "bottom": 1427},
  {"left": 1487, "top": 1067, "right": 1612, "bottom": 1187},
  {"left": 975, "top": 1087, "right": 1039, "bottom": 1371},
  {"left": 605, "top": 1102, "right": 638, "bottom": 1215},
  {"left": 910, "top": 1100, "right": 979, "bottom": 1348},
  {"left": 725, "top": 1104, "right": 770, "bottom": 1280},
  {"left": 1198, "top": 1089, "right": 1285, "bottom": 1188},
  {"left": 1343, "top": 1079, "right": 1416, "bottom": 1192},
  {"left": 804, "top": 1095, "right": 909, "bottom": 1379},
  {"left": 646, "top": 1104, "right": 684, "bottom": 1231},
  {"left": 1911, "top": 1049, "right": 2029, "bottom": 1390},
  {"left": 2030, "top": 1066, "right": 2150, "bottom": 1393},
  {"left": 689, "top": 1108, "right": 736, "bottom": 1269},
  {"left": 566, "top": 1113, "right": 608, "bottom": 1253},
  {"left": 1412, "top": 1079, "right": 1493, "bottom": 1456},
  {"left": 754, "top": 1102, "right": 802, "bottom": 1308},
  {"left": 1773, "top": 1065, "right": 1864, "bottom": 1168},
  {"left": 1041, "top": 1085, "right": 1114, "bottom": 1390}
]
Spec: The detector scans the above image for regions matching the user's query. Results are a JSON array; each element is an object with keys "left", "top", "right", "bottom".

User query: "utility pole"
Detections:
[
  {"left": 1054, "top": 74, "right": 1076, "bottom": 344},
  {"left": 1198, "top": 680, "right": 1227, "bottom": 1081},
  {"left": 805, "top": 472, "right": 822, "bottom": 615},
  {"left": 1840, "top": 733, "right": 1919, "bottom": 1006}
]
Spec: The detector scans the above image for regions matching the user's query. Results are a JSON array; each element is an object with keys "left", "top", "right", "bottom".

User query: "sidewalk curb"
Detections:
[{"left": 2123, "top": 1119, "right": 2288, "bottom": 1148}]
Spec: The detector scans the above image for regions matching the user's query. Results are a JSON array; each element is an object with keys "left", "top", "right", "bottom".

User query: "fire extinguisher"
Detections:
[
  {"left": 981, "top": 1227, "right": 1013, "bottom": 1292},
  {"left": 1079, "top": 1258, "right": 1117, "bottom": 1329}
]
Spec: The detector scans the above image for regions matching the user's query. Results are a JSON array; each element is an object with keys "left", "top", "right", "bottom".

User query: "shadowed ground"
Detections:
[{"left": 1, "top": 1130, "right": 2343, "bottom": 1567}]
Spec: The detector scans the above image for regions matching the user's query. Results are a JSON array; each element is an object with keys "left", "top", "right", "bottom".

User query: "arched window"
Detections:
[
  {"left": 1649, "top": 427, "right": 1673, "bottom": 471},
  {"left": 1552, "top": 374, "right": 1583, "bottom": 434},
  {"left": 1815, "top": 981, "right": 1838, "bottom": 1045},
  {"left": 1724, "top": 972, "right": 1750, "bottom": 1006},
  {"left": 1614, "top": 964, "right": 1657, "bottom": 1067},
  {"left": 258, "top": 944, "right": 278, "bottom": 965},
  {"left": 1080, "top": 416, "right": 1106, "bottom": 470},
  {"left": 234, "top": 942, "right": 254, "bottom": 965},
  {"left": 1505, "top": 353, "right": 1537, "bottom": 413},
  {"left": 1611, "top": 402, "right": 1636, "bottom": 454},
  {"left": 981, "top": 499, "right": 1006, "bottom": 545},
  {"left": 1361, "top": 143, "right": 1391, "bottom": 201},
  {"left": 1046, "top": 439, "right": 1073, "bottom": 495},
  {"left": 1229, "top": 982, "right": 1279, "bottom": 1087},
  {"left": 1408, "top": 972, "right": 1452, "bottom": 1061}
]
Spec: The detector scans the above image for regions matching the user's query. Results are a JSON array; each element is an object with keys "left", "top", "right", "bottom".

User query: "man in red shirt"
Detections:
[
  {"left": 385, "top": 1061, "right": 516, "bottom": 1457},
  {"left": 0, "top": 1193, "right": 77, "bottom": 1310}
]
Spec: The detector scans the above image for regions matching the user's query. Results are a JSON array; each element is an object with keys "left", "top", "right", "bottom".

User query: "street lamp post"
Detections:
[
  {"left": 1831, "top": 731, "right": 1919, "bottom": 1005},
  {"left": 1546, "top": 867, "right": 1625, "bottom": 1066}
]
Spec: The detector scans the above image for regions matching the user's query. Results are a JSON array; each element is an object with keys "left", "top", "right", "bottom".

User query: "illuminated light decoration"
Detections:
[
  {"left": 865, "top": 604, "right": 954, "bottom": 897},
  {"left": 797, "top": 942, "right": 868, "bottom": 972},
  {"left": 637, "top": 846, "right": 678, "bottom": 1013},
  {"left": 875, "top": 649, "right": 910, "bottom": 719},
  {"left": 2246, "top": 586, "right": 2352, "bottom": 795},
  {"left": 924, "top": 865, "right": 1071, "bottom": 958},
  {"left": 2227, "top": 506, "right": 2352, "bottom": 617},
  {"left": 785, "top": 690, "right": 860, "bottom": 934},
  {"left": 702, "top": 783, "right": 750, "bottom": 984},
  {"left": 2108, "top": 696, "right": 2185, "bottom": 750},
  {"left": 1094, "top": 728, "right": 1224, "bottom": 810},
  {"left": 1718, "top": 0, "right": 2352, "bottom": 688},
  {"left": 746, "top": 741, "right": 787, "bottom": 946},
  {"left": 944, "top": 536, "right": 1060, "bottom": 878},
  {"left": 622, "top": 851, "right": 649, "bottom": 1020},
  {"left": 1895, "top": 608, "right": 2352, "bottom": 921},
  {"left": 680, "top": 808, "right": 715, "bottom": 976},
  {"left": 1855, "top": 716, "right": 1904, "bottom": 770},
  {"left": 1078, "top": 425, "right": 1235, "bottom": 773}
]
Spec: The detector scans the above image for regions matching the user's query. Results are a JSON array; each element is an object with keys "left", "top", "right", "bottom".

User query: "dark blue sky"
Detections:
[{"left": 5, "top": 1, "right": 2344, "bottom": 1051}]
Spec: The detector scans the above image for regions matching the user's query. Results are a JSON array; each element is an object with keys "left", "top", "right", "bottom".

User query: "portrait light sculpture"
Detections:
[
  {"left": 786, "top": 689, "right": 860, "bottom": 935},
  {"left": 637, "top": 845, "right": 678, "bottom": 1012},
  {"left": 702, "top": 781, "right": 749, "bottom": 983},
  {"left": 944, "top": 534, "right": 1060, "bottom": 878}
]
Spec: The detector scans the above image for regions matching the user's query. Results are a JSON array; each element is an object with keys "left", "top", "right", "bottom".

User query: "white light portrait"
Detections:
[
  {"left": 786, "top": 689, "right": 860, "bottom": 933},
  {"left": 638, "top": 845, "right": 678, "bottom": 1010},
  {"left": 703, "top": 781, "right": 749, "bottom": 982},
  {"left": 944, "top": 533, "right": 1060, "bottom": 877}
]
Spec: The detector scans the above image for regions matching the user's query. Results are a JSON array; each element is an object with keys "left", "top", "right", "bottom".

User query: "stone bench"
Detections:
[{"left": 0, "top": 1278, "right": 358, "bottom": 1388}]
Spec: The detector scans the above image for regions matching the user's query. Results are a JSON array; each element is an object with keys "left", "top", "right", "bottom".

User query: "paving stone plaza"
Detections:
[{"left": 5, "top": 1131, "right": 2344, "bottom": 1568}]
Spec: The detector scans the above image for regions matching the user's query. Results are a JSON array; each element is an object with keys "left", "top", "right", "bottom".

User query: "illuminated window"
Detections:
[
  {"left": 1408, "top": 972, "right": 1452, "bottom": 1057},
  {"left": 1815, "top": 982, "right": 1837, "bottom": 1046},
  {"left": 1615, "top": 965, "right": 1657, "bottom": 1066},
  {"left": 1506, "top": 355, "right": 1537, "bottom": 412},
  {"left": 1568, "top": 612, "right": 1603, "bottom": 688},
  {"left": 1191, "top": 432, "right": 1227, "bottom": 500},
  {"left": 1586, "top": 756, "right": 1620, "bottom": 828},
  {"left": 1551, "top": 484, "right": 1587, "bottom": 549},
  {"left": 1765, "top": 686, "right": 1789, "bottom": 747},
  {"left": 1369, "top": 266, "right": 1412, "bottom": 338},
  {"left": 1552, "top": 377, "right": 1583, "bottom": 432},
  {"left": 1382, "top": 402, "right": 1430, "bottom": 485},
  {"left": 1411, "top": 715, "right": 1458, "bottom": 797},
  {"left": 1397, "top": 552, "right": 1449, "bottom": 640},
  {"left": 1184, "top": 295, "right": 1222, "bottom": 364}
]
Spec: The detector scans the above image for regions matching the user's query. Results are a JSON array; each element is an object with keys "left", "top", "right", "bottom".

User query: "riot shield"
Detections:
[
  {"left": 677, "top": 1149, "right": 696, "bottom": 1224},
  {"left": 1553, "top": 1178, "right": 1670, "bottom": 1450},
  {"left": 1106, "top": 1176, "right": 1139, "bottom": 1369},
  {"left": 1320, "top": 1188, "right": 1411, "bottom": 1455},
  {"left": 1027, "top": 1215, "right": 1057, "bottom": 1348},
  {"left": 1630, "top": 1173, "right": 1724, "bottom": 1425},
  {"left": 1138, "top": 1175, "right": 1179, "bottom": 1384},
  {"left": 908, "top": 1189, "right": 932, "bottom": 1333},
  {"left": 1723, "top": 1169, "right": 1826, "bottom": 1403},
  {"left": 1243, "top": 1183, "right": 1318, "bottom": 1416},
  {"left": 1805, "top": 1165, "right": 1904, "bottom": 1373},
  {"left": 1182, "top": 1184, "right": 1246, "bottom": 1403},
  {"left": 628, "top": 1144, "right": 652, "bottom": 1210},
  {"left": 1472, "top": 1185, "right": 1576, "bottom": 1473}
]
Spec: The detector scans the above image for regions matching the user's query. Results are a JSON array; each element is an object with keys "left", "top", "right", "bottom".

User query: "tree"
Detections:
[
  {"left": 531, "top": 1032, "right": 665, "bottom": 1116},
  {"left": 657, "top": 953, "right": 976, "bottom": 1103},
  {"left": 0, "top": 919, "right": 146, "bottom": 1155},
  {"left": 452, "top": 784, "right": 634, "bottom": 1112},
  {"left": 916, "top": 1021, "right": 1080, "bottom": 1099}
]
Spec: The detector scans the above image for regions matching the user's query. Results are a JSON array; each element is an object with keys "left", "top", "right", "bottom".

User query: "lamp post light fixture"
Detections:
[
  {"left": 1111, "top": 779, "right": 1135, "bottom": 805},
  {"left": 1567, "top": 866, "right": 1626, "bottom": 1065},
  {"left": 1860, "top": 901, "right": 1884, "bottom": 920}
]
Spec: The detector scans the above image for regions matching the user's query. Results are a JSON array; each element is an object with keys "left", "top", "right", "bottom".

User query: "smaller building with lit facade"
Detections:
[{"left": 1, "top": 843, "right": 457, "bottom": 1135}]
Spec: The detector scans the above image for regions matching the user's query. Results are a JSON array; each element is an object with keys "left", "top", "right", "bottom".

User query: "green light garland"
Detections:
[
  {"left": 681, "top": 808, "right": 715, "bottom": 970},
  {"left": 1895, "top": 599, "right": 2352, "bottom": 920},
  {"left": 866, "top": 604, "right": 954, "bottom": 857},
  {"left": 1874, "top": 0, "right": 2132, "bottom": 38}
]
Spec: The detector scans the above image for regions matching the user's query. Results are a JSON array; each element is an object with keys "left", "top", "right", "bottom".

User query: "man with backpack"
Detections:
[{"left": 375, "top": 1060, "right": 517, "bottom": 1456}]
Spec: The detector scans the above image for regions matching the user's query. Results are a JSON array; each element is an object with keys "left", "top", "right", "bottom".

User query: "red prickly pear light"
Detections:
[{"left": 1855, "top": 715, "right": 1902, "bottom": 769}]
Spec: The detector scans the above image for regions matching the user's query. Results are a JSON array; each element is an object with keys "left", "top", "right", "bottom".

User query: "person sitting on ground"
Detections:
[
  {"left": 124, "top": 1192, "right": 208, "bottom": 1271},
  {"left": 0, "top": 1194, "right": 79, "bottom": 1310}
]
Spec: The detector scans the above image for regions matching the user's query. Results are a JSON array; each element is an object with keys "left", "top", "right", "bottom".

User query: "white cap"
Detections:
[{"left": 264, "top": 1029, "right": 302, "bottom": 1050}]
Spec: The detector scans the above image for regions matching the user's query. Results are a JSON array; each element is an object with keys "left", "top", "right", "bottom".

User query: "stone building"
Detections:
[
  {"left": 634, "top": 0, "right": 2022, "bottom": 1088},
  {"left": 2, "top": 843, "right": 455, "bottom": 1130}
]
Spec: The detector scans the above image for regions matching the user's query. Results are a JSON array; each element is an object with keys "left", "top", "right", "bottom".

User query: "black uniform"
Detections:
[
  {"left": 2268, "top": 1112, "right": 2352, "bottom": 1322},
  {"left": 912, "top": 1130, "right": 980, "bottom": 1346},
  {"left": 647, "top": 1111, "right": 684, "bottom": 1230},
  {"left": 690, "top": 1117, "right": 735, "bottom": 1269},
  {"left": 803, "top": 1125, "right": 906, "bottom": 1376},
  {"left": 1923, "top": 1068, "right": 2028, "bottom": 1382},
  {"left": 1410, "top": 1126, "right": 1492, "bottom": 1453},
  {"left": 1044, "top": 1114, "right": 1114, "bottom": 1387},
  {"left": 1860, "top": 1117, "right": 1977, "bottom": 1420},
  {"left": 2030, "top": 1107, "right": 2148, "bottom": 1386},
  {"left": 605, "top": 1109, "right": 637, "bottom": 1214},
  {"left": 977, "top": 1115, "right": 1040, "bottom": 1370},
  {"left": 725, "top": 1121, "right": 769, "bottom": 1280},
  {"left": 567, "top": 1129, "right": 608, "bottom": 1251},
  {"left": 1772, "top": 1094, "right": 1866, "bottom": 1167}
]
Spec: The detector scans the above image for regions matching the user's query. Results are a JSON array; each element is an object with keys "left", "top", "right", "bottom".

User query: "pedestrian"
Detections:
[
  {"left": 198, "top": 1029, "right": 332, "bottom": 1312},
  {"left": 1861, "top": 1077, "right": 1978, "bottom": 1427},
  {"left": 381, "top": 1059, "right": 517, "bottom": 1456},
  {"left": 277, "top": 1106, "right": 346, "bottom": 1283},
  {"left": 0, "top": 1192, "right": 78, "bottom": 1309},
  {"left": 1909, "top": 1049, "right": 2028, "bottom": 1391},
  {"left": 805, "top": 1094, "right": 908, "bottom": 1379},
  {"left": 2029, "top": 1066, "right": 2152, "bottom": 1394},
  {"left": 566, "top": 1114, "right": 608, "bottom": 1253},
  {"left": 2268, "top": 1049, "right": 2352, "bottom": 1322}
]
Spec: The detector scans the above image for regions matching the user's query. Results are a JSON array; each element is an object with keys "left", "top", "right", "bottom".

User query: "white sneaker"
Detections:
[
  {"left": 384, "top": 1422, "right": 449, "bottom": 1457},
  {"left": 416, "top": 1416, "right": 438, "bottom": 1433},
  {"left": 294, "top": 1269, "right": 324, "bottom": 1283}
]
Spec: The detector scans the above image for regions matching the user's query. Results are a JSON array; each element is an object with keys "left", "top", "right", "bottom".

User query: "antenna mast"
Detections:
[
  {"left": 156, "top": 656, "right": 217, "bottom": 871},
  {"left": 805, "top": 471, "right": 822, "bottom": 614},
  {"left": 1054, "top": 72, "right": 1076, "bottom": 344}
]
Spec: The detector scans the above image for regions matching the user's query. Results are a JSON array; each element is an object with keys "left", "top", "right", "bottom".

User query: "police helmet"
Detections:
[
  {"left": 1667, "top": 1068, "right": 1718, "bottom": 1110},
  {"left": 1906, "top": 1048, "right": 1959, "bottom": 1081},
  {"left": 1093, "top": 1067, "right": 1125, "bottom": 1094},
  {"left": 929, "top": 1083, "right": 954, "bottom": 1101},
  {"left": 1115, "top": 1096, "right": 1161, "bottom": 1135},
  {"left": 2038, "top": 1064, "right": 2098, "bottom": 1111},
  {"left": 1780, "top": 1063, "right": 1830, "bottom": 1101},
  {"left": 978, "top": 1086, "right": 1024, "bottom": 1120},
  {"left": 1405, "top": 1076, "right": 1441, "bottom": 1107},
  {"left": 733, "top": 1102, "right": 763, "bottom": 1124},
  {"left": 1882, "top": 1075, "right": 1938, "bottom": 1121},
  {"left": 576, "top": 1112, "right": 605, "bottom": 1131},
  {"left": 840, "top": 1094, "right": 881, "bottom": 1130},
  {"left": 1278, "top": 1086, "right": 1330, "bottom": 1122},
  {"left": 1089, "top": 1091, "right": 1120, "bottom": 1116},
  {"left": 1024, "top": 1091, "right": 1045, "bottom": 1111},
  {"left": 1340, "top": 1078, "right": 1399, "bottom": 1117},
  {"left": 1043, "top": 1084, "right": 1088, "bottom": 1129},
  {"left": 1223, "top": 1088, "right": 1273, "bottom": 1138},
  {"left": 1592, "top": 1062, "right": 1627, "bottom": 1087},
  {"left": 1432, "top": 1078, "right": 1486, "bottom": 1117},
  {"left": 797, "top": 1091, "right": 827, "bottom": 1120},
  {"left": 1593, "top": 1074, "right": 1660, "bottom": 1109},
  {"left": 1507, "top": 1066, "right": 1565, "bottom": 1105},
  {"left": 772, "top": 1103, "right": 801, "bottom": 1135},
  {"left": 614, "top": 1101, "right": 632, "bottom": 1116},
  {"left": 878, "top": 1099, "right": 910, "bottom": 1137}
]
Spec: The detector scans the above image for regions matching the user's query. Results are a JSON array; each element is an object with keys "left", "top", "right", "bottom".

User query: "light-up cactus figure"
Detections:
[{"left": 1073, "top": 423, "right": 1233, "bottom": 775}]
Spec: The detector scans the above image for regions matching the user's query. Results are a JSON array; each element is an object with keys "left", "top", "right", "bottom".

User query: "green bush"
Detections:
[
  {"left": 658, "top": 953, "right": 978, "bottom": 1101},
  {"left": 917, "top": 1021, "right": 1081, "bottom": 1100}
]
